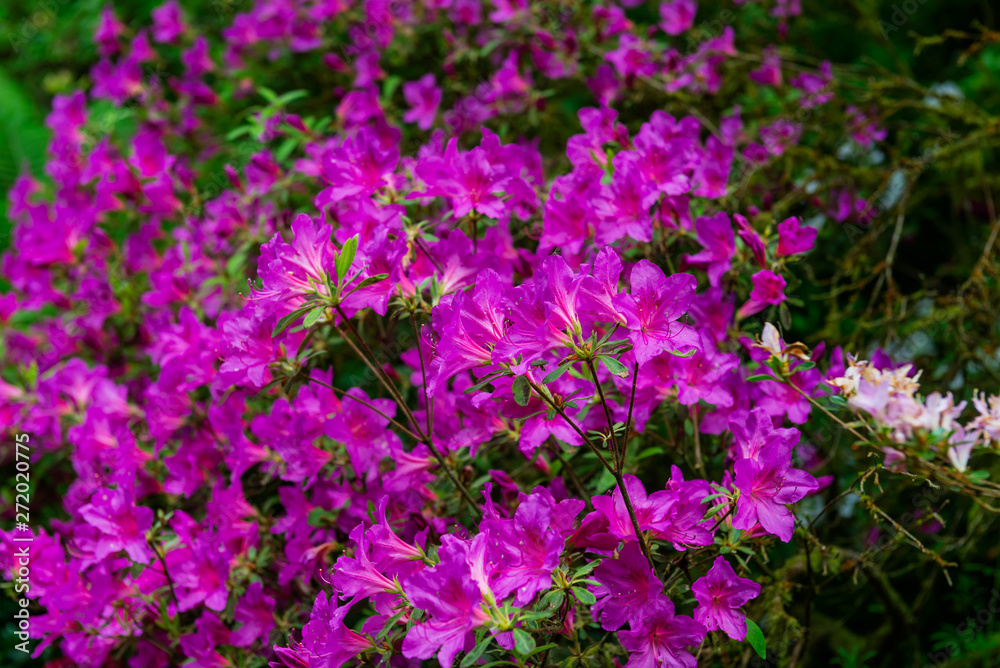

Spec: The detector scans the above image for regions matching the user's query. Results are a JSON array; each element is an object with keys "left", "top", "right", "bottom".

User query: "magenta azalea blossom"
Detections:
[
  {"left": 592, "top": 541, "right": 663, "bottom": 630},
  {"left": 613, "top": 261, "right": 699, "bottom": 365},
  {"left": 732, "top": 439, "right": 819, "bottom": 542},
  {"left": 77, "top": 483, "right": 154, "bottom": 564},
  {"left": 692, "top": 556, "right": 761, "bottom": 639},
  {"left": 776, "top": 216, "right": 818, "bottom": 256},
  {"left": 403, "top": 73, "right": 443, "bottom": 130},
  {"left": 619, "top": 596, "right": 706, "bottom": 668}
]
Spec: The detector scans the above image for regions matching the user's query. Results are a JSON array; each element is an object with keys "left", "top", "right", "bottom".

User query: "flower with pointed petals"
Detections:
[
  {"left": 691, "top": 556, "right": 761, "bottom": 640},
  {"left": 402, "top": 535, "right": 491, "bottom": 668},
  {"left": 332, "top": 523, "right": 399, "bottom": 600},
  {"left": 612, "top": 262, "right": 698, "bottom": 366},
  {"left": 776, "top": 216, "right": 817, "bottom": 257},
  {"left": 77, "top": 481, "right": 153, "bottom": 564},
  {"left": 659, "top": 0, "right": 697, "bottom": 35},
  {"left": 403, "top": 74, "right": 442, "bottom": 130},
  {"left": 592, "top": 541, "right": 663, "bottom": 630},
  {"left": 320, "top": 127, "right": 398, "bottom": 204},
  {"left": 619, "top": 595, "right": 706, "bottom": 668},
  {"left": 732, "top": 439, "right": 819, "bottom": 542},
  {"left": 272, "top": 592, "right": 374, "bottom": 668},
  {"left": 232, "top": 581, "right": 276, "bottom": 647},
  {"left": 684, "top": 212, "right": 735, "bottom": 287}
]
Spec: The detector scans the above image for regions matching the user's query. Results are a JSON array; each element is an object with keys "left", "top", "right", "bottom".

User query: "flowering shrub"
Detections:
[{"left": 1, "top": 1, "right": 999, "bottom": 667}]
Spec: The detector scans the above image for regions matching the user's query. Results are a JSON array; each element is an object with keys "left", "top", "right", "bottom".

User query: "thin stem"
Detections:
[
  {"left": 410, "top": 316, "right": 435, "bottom": 445},
  {"left": 421, "top": 431, "right": 483, "bottom": 519},
  {"left": 690, "top": 405, "right": 705, "bottom": 477},
  {"left": 586, "top": 358, "right": 619, "bottom": 464},
  {"left": 524, "top": 376, "right": 654, "bottom": 572},
  {"left": 550, "top": 444, "right": 593, "bottom": 511},
  {"left": 613, "top": 469, "right": 656, "bottom": 572},
  {"left": 622, "top": 362, "right": 640, "bottom": 471},
  {"left": 149, "top": 538, "right": 179, "bottom": 611},
  {"left": 335, "top": 308, "right": 481, "bottom": 517},
  {"left": 307, "top": 377, "right": 422, "bottom": 442},
  {"left": 335, "top": 307, "right": 419, "bottom": 432},
  {"left": 523, "top": 376, "right": 614, "bottom": 472},
  {"left": 784, "top": 379, "right": 869, "bottom": 443}
]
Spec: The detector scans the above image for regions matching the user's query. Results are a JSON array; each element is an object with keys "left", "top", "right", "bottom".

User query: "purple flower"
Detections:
[
  {"left": 684, "top": 212, "right": 735, "bottom": 287},
  {"left": 272, "top": 592, "right": 374, "bottom": 668},
  {"left": 482, "top": 488, "right": 582, "bottom": 606},
  {"left": 738, "top": 270, "right": 787, "bottom": 319},
  {"left": 152, "top": 1, "right": 186, "bottom": 43},
  {"left": 320, "top": 127, "right": 398, "bottom": 204},
  {"left": 732, "top": 438, "right": 819, "bottom": 542},
  {"left": 332, "top": 523, "right": 400, "bottom": 600},
  {"left": 730, "top": 407, "right": 800, "bottom": 461},
  {"left": 402, "top": 535, "right": 491, "bottom": 668},
  {"left": 619, "top": 595, "right": 706, "bottom": 668},
  {"left": 734, "top": 213, "right": 766, "bottom": 268},
  {"left": 94, "top": 4, "right": 125, "bottom": 56},
  {"left": 592, "top": 541, "right": 662, "bottom": 630},
  {"left": 403, "top": 74, "right": 442, "bottom": 130},
  {"left": 691, "top": 556, "right": 761, "bottom": 640},
  {"left": 750, "top": 47, "right": 782, "bottom": 87},
  {"left": 612, "top": 261, "right": 698, "bottom": 366},
  {"left": 77, "top": 482, "right": 153, "bottom": 564},
  {"left": 659, "top": 0, "right": 698, "bottom": 35},
  {"left": 594, "top": 155, "right": 657, "bottom": 245},
  {"left": 590, "top": 474, "right": 676, "bottom": 542},
  {"left": 232, "top": 581, "right": 276, "bottom": 647},
  {"left": 776, "top": 216, "right": 817, "bottom": 256}
]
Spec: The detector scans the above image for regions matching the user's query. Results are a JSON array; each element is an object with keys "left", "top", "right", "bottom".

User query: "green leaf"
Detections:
[
  {"left": 829, "top": 395, "right": 848, "bottom": 407},
  {"left": 543, "top": 363, "right": 572, "bottom": 383},
  {"left": 512, "top": 375, "right": 531, "bottom": 406},
  {"left": 307, "top": 508, "right": 331, "bottom": 527},
  {"left": 598, "top": 355, "right": 630, "bottom": 378},
  {"left": 529, "top": 643, "right": 558, "bottom": 656},
  {"left": 336, "top": 235, "right": 359, "bottom": 282},
  {"left": 794, "top": 361, "right": 816, "bottom": 371},
  {"left": 463, "top": 370, "right": 511, "bottom": 394},
  {"left": 275, "top": 89, "right": 308, "bottom": 106},
  {"left": 350, "top": 273, "right": 389, "bottom": 291},
  {"left": 461, "top": 636, "right": 493, "bottom": 667},
  {"left": 747, "top": 374, "right": 776, "bottom": 382},
  {"left": 745, "top": 619, "right": 766, "bottom": 659},
  {"left": 572, "top": 586, "right": 597, "bottom": 605},
  {"left": 666, "top": 348, "right": 696, "bottom": 357},
  {"left": 375, "top": 609, "right": 407, "bottom": 641},
  {"left": 272, "top": 306, "right": 312, "bottom": 337},
  {"left": 538, "top": 590, "right": 565, "bottom": 610},
  {"left": 302, "top": 307, "right": 325, "bottom": 329},
  {"left": 511, "top": 628, "right": 535, "bottom": 656},
  {"left": 518, "top": 610, "right": 554, "bottom": 621},
  {"left": 382, "top": 75, "right": 403, "bottom": 101}
]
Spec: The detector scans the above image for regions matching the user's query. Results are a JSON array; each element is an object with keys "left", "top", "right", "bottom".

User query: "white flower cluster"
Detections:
[{"left": 829, "top": 356, "right": 998, "bottom": 472}]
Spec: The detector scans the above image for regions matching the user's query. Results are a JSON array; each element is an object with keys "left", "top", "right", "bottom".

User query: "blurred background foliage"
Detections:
[{"left": 1, "top": 1, "right": 999, "bottom": 667}]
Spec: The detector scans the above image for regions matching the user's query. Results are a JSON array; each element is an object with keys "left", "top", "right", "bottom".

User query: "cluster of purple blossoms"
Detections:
[{"left": 5, "top": 1, "right": 985, "bottom": 668}]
